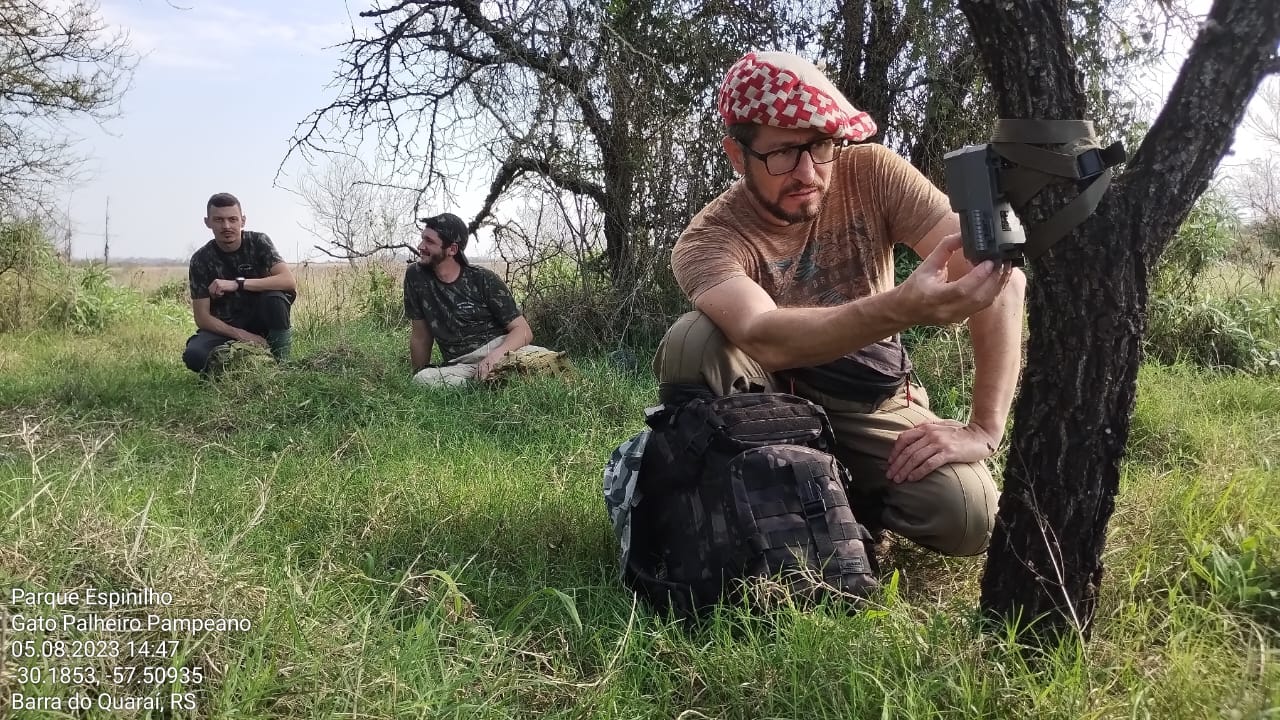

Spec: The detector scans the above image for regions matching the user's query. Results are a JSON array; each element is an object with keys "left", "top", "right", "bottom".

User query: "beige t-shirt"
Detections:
[
  {"left": 671, "top": 142, "right": 951, "bottom": 381},
  {"left": 673, "top": 142, "right": 949, "bottom": 305}
]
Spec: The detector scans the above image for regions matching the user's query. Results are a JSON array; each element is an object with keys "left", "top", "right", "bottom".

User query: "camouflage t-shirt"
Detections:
[
  {"left": 671, "top": 143, "right": 951, "bottom": 382},
  {"left": 402, "top": 263, "right": 522, "bottom": 362},
  {"left": 188, "top": 231, "right": 285, "bottom": 322}
]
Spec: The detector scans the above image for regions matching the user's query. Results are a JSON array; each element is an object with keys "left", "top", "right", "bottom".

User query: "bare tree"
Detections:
[
  {"left": 296, "top": 157, "right": 418, "bottom": 262},
  {"left": 0, "top": 0, "right": 134, "bottom": 217},
  {"left": 957, "top": 0, "right": 1280, "bottom": 642},
  {"left": 1227, "top": 80, "right": 1280, "bottom": 280},
  {"left": 289, "top": 0, "right": 791, "bottom": 289}
]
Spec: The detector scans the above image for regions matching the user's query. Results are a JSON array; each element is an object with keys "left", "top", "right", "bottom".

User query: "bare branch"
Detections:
[
  {"left": 1126, "top": 0, "right": 1280, "bottom": 248},
  {"left": 0, "top": 0, "right": 135, "bottom": 214},
  {"left": 471, "top": 156, "right": 606, "bottom": 233}
]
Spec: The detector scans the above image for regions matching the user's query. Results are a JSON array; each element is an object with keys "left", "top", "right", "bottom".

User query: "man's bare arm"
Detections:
[
  {"left": 885, "top": 215, "right": 1026, "bottom": 483},
  {"left": 476, "top": 316, "right": 534, "bottom": 380},
  {"left": 696, "top": 234, "right": 1012, "bottom": 372},
  {"left": 913, "top": 215, "right": 1026, "bottom": 440},
  {"left": 208, "top": 262, "right": 297, "bottom": 298},
  {"left": 410, "top": 319, "right": 434, "bottom": 372},
  {"left": 192, "top": 299, "right": 266, "bottom": 346},
  {"left": 246, "top": 261, "right": 296, "bottom": 292}
]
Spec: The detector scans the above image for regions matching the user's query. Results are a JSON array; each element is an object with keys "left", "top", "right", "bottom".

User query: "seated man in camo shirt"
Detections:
[{"left": 403, "top": 213, "right": 550, "bottom": 386}]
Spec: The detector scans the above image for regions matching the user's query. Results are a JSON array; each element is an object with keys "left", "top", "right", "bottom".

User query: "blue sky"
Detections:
[
  {"left": 59, "top": 0, "right": 1271, "bottom": 263},
  {"left": 63, "top": 0, "right": 357, "bottom": 262}
]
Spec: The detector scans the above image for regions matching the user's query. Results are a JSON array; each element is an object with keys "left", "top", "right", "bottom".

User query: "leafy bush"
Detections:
[
  {"left": 1153, "top": 190, "right": 1239, "bottom": 304},
  {"left": 148, "top": 277, "right": 190, "bottom": 306},
  {"left": 358, "top": 264, "right": 404, "bottom": 329},
  {"left": 47, "top": 264, "right": 146, "bottom": 333},
  {"left": 0, "top": 220, "right": 61, "bottom": 331},
  {"left": 515, "top": 251, "right": 686, "bottom": 355},
  {"left": 1145, "top": 295, "right": 1280, "bottom": 374}
]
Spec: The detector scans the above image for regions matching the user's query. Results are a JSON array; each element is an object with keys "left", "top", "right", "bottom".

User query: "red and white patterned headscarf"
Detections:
[{"left": 717, "top": 52, "right": 877, "bottom": 142}]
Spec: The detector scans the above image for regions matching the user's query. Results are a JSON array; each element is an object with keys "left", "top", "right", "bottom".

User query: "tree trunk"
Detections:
[{"left": 959, "top": 0, "right": 1280, "bottom": 641}]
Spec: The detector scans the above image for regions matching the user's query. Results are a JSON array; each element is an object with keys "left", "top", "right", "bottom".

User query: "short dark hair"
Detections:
[
  {"left": 727, "top": 123, "right": 760, "bottom": 146},
  {"left": 206, "top": 193, "right": 241, "bottom": 215}
]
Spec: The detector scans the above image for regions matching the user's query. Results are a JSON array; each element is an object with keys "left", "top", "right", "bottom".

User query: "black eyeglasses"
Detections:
[{"left": 737, "top": 137, "right": 845, "bottom": 176}]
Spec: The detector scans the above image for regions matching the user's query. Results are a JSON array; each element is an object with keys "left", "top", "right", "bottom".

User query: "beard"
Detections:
[{"left": 744, "top": 172, "right": 828, "bottom": 224}]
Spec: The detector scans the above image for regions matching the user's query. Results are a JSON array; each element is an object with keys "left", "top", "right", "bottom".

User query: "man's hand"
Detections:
[
  {"left": 236, "top": 331, "right": 268, "bottom": 347},
  {"left": 886, "top": 419, "right": 1000, "bottom": 484},
  {"left": 208, "top": 279, "right": 239, "bottom": 298},
  {"left": 895, "top": 233, "right": 1013, "bottom": 326},
  {"left": 476, "top": 352, "right": 504, "bottom": 380}
]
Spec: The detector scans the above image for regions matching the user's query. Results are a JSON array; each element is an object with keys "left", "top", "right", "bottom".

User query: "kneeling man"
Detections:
[
  {"left": 183, "top": 193, "right": 296, "bottom": 373},
  {"left": 654, "top": 52, "right": 1026, "bottom": 557},
  {"left": 405, "top": 213, "right": 552, "bottom": 386}
]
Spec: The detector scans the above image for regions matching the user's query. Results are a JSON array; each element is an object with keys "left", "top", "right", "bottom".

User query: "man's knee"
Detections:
[
  {"left": 257, "top": 291, "right": 292, "bottom": 330},
  {"left": 876, "top": 457, "right": 997, "bottom": 557},
  {"left": 922, "top": 462, "right": 998, "bottom": 556},
  {"left": 652, "top": 311, "right": 772, "bottom": 395},
  {"left": 182, "top": 332, "right": 229, "bottom": 373}
]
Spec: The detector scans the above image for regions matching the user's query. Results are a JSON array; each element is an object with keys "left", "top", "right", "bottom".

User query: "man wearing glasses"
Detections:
[
  {"left": 653, "top": 52, "right": 1026, "bottom": 558},
  {"left": 405, "top": 212, "right": 553, "bottom": 386}
]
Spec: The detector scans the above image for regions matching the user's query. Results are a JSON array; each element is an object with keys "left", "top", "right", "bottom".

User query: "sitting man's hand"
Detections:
[
  {"left": 237, "top": 331, "right": 268, "bottom": 347},
  {"left": 886, "top": 419, "right": 1000, "bottom": 484},
  {"left": 209, "top": 278, "right": 239, "bottom": 298},
  {"left": 476, "top": 352, "right": 502, "bottom": 380}
]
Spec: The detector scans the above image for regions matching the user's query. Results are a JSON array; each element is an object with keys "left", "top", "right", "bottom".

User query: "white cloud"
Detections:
[{"left": 100, "top": 0, "right": 351, "bottom": 72}]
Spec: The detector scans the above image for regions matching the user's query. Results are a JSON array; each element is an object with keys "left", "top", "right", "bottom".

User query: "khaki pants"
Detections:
[
  {"left": 652, "top": 312, "right": 997, "bottom": 556},
  {"left": 412, "top": 335, "right": 551, "bottom": 387}
]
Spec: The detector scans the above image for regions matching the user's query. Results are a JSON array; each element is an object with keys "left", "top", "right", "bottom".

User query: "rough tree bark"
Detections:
[{"left": 957, "top": 0, "right": 1280, "bottom": 640}]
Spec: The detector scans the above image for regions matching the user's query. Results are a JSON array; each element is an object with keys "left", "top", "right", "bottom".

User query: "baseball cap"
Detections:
[{"left": 419, "top": 212, "right": 470, "bottom": 266}]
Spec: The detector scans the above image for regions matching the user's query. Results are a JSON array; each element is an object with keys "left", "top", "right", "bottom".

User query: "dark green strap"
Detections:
[
  {"left": 1022, "top": 168, "right": 1115, "bottom": 261},
  {"left": 992, "top": 118, "right": 1096, "bottom": 144}
]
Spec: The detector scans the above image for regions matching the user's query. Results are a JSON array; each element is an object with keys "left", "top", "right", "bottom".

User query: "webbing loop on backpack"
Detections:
[
  {"left": 795, "top": 463, "right": 827, "bottom": 518},
  {"left": 792, "top": 461, "right": 837, "bottom": 565}
]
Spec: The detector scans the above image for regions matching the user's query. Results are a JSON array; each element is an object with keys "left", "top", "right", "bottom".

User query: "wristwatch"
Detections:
[{"left": 235, "top": 276, "right": 245, "bottom": 292}]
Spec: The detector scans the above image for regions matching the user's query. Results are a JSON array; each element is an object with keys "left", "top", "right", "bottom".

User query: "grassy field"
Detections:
[{"left": 1, "top": 266, "right": 1278, "bottom": 718}]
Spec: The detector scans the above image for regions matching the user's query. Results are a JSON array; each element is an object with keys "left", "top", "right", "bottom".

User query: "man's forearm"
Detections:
[
  {"left": 965, "top": 270, "right": 1026, "bottom": 440},
  {"left": 410, "top": 339, "right": 431, "bottom": 372},
  {"left": 737, "top": 291, "right": 910, "bottom": 371},
  {"left": 243, "top": 275, "right": 295, "bottom": 293},
  {"left": 196, "top": 313, "right": 253, "bottom": 341}
]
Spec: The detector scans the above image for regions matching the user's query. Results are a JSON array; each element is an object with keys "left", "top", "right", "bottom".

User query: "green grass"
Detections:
[{"left": 1, "top": 299, "right": 1278, "bottom": 718}]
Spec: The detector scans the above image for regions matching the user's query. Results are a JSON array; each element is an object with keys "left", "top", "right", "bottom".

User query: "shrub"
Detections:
[
  {"left": 148, "top": 277, "right": 190, "bottom": 306},
  {"left": 47, "top": 263, "right": 145, "bottom": 333},
  {"left": 514, "top": 251, "right": 686, "bottom": 355},
  {"left": 0, "top": 220, "right": 61, "bottom": 331},
  {"left": 358, "top": 264, "right": 404, "bottom": 329},
  {"left": 1153, "top": 190, "right": 1239, "bottom": 304},
  {"left": 1145, "top": 295, "right": 1280, "bottom": 374}
]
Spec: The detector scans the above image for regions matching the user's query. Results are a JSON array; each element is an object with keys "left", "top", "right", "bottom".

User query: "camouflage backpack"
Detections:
[{"left": 605, "top": 390, "right": 880, "bottom": 616}]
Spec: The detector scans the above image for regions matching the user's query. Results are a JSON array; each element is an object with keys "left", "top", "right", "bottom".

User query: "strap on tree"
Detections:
[{"left": 990, "top": 119, "right": 1127, "bottom": 261}]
